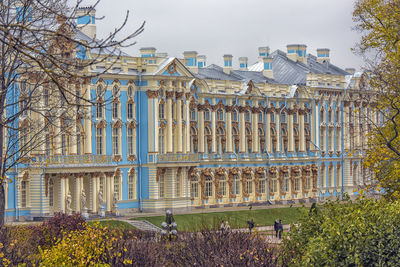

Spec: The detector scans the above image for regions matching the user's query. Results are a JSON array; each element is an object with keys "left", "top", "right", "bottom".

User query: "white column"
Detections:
[
  {"left": 91, "top": 176, "right": 98, "bottom": 213},
  {"left": 185, "top": 99, "right": 190, "bottom": 153},
  {"left": 75, "top": 175, "right": 82, "bottom": 212},
  {"left": 199, "top": 109, "right": 205, "bottom": 153},
  {"left": 60, "top": 176, "right": 66, "bottom": 212},
  {"left": 276, "top": 112, "right": 281, "bottom": 152}
]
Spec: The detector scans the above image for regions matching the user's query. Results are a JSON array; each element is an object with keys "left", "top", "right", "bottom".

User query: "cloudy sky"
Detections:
[{"left": 91, "top": 0, "right": 363, "bottom": 70}]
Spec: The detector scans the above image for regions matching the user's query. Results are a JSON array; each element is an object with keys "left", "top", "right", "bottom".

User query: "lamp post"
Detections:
[{"left": 161, "top": 210, "right": 177, "bottom": 241}]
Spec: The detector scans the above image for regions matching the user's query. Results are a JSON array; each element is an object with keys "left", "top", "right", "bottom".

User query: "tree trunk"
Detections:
[{"left": 0, "top": 182, "right": 4, "bottom": 227}]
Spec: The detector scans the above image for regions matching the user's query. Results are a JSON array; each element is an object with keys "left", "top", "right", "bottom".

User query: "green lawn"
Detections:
[
  {"left": 132, "top": 207, "right": 305, "bottom": 232},
  {"left": 89, "top": 220, "right": 135, "bottom": 231}
]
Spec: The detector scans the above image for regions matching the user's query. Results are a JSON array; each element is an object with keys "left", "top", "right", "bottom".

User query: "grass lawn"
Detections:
[
  {"left": 89, "top": 220, "right": 135, "bottom": 231},
  {"left": 132, "top": 207, "right": 305, "bottom": 232}
]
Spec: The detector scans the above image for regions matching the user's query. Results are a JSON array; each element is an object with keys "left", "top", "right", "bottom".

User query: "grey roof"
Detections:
[{"left": 196, "top": 64, "right": 240, "bottom": 81}]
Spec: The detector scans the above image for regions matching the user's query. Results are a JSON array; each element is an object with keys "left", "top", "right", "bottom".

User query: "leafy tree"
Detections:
[
  {"left": 0, "top": 0, "right": 144, "bottom": 227},
  {"left": 353, "top": 0, "right": 400, "bottom": 199},
  {"left": 281, "top": 197, "right": 400, "bottom": 266}
]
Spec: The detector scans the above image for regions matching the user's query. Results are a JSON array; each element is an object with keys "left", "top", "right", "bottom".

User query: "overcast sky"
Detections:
[{"left": 91, "top": 0, "right": 363, "bottom": 70}]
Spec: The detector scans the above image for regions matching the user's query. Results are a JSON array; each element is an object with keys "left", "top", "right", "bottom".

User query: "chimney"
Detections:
[
  {"left": 287, "top": 44, "right": 307, "bottom": 64},
  {"left": 183, "top": 51, "right": 198, "bottom": 73},
  {"left": 239, "top": 57, "right": 248, "bottom": 71},
  {"left": 262, "top": 56, "right": 273, "bottom": 79},
  {"left": 198, "top": 55, "right": 206, "bottom": 68},
  {"left": 258, "top": 47, "right": 270, "bottom": 61},
  {"left": 317, "top": 48, "right": 330, "bottom": 64},
  {"left": 76, "top": 7, "right": 96, "bottom": 39},
  {"left": 223, "top": 54, "right": 233, "bottom": 74},
  {"left": 140, "top": 47, "right": 157, "bottom": 64},
  {"left": 345, "top": 68, "right": 356, "bottom": 75}
]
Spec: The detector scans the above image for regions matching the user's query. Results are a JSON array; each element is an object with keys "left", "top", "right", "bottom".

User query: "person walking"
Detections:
[
  {"left": 274, "top": 219, "right": 279, "bottom": 238},
  {"left": 247, "top": 219, "right": 255, "bottom": 233},
  {"left": 278, "top": 219, "right": 283, "bottom": 239}
]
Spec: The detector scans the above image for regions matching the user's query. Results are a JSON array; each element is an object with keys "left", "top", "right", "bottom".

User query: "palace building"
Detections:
[{"left": 4, "top": 8, "right": 376, "bottom": 221}]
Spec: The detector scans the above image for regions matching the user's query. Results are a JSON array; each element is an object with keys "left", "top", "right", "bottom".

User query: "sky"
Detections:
[{"left": 90, "top": 0, "right": 364, "bottom": 70}]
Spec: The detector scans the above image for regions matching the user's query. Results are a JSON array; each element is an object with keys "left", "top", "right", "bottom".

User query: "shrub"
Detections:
[{"left": 280, "top": 197, "right": 400, "bottom": 266}]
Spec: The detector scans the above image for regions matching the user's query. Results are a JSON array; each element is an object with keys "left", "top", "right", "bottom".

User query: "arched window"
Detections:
[
  {"left": 259, "top": 112, "right": 263, "bottom": 122},
  {"left": 96, "top": 127, "right": 103, "bottom": 154},
  {"left": 112, "top": 127, "right": 120, "bottom": 155},
  {"left": 112, "top": 102, "right": 119, "bottom": 119},
  {"left": 205, "top": 127, "right": 211, "bottom": 153},
  {"left": 128, "top": 170, "right": 136, "bottom": 200},
  {"left": 258, "top": 128, "right": 264, "bottom": 152},
  {"left": 245, "top": 127, "right": 252, "bottom": 153},
  {"left": 128, "top": 86, "right": 134, "bottom": 98},
  {"left": 217, "top": 109, "right": 224, "bottom": 121},
  {"left": 127, "top": 102, "right": 134, "bottom": 120},
  {"left": 112, "top": 85, "right": 119, "bottom": 97},
  {"left": 282, "top": 128, "right": 288, "bottom": 152},
  {"left": 232, "top": 110, "right": 238, "bottom": 121},
  {"left": 271, "top": 127, "right": 276, "bottom": 152},
  {"left": 190, "top": 108, "right": 196, "bottom": 121},
  {"left": 190, "top": 176, "right": 199, "bottom": 198},
  {"left": 49, "top": 178, "right": 54, "bottom": 208},
  {"left": 232, "top": 127, "right": 239, "bottom": 153},
  {"left": 320, "top": 109, "right": 325, "bottom": 123},
  {"left": 283, "top": 172, "right": 290, "bottom": 192},
  {"left": 205, "top": 109, "right": 211, "bottom": 121},
  {"left": 159, "top": 128, "right": 165, "bottom": 153},
  {"left": 281, "top": 112, "right": 287, "bottom": 123},
  {"left": 271, "top": 112, "right": 275, "bottom": 123},
  {"left": 328, "top": 109, "right": 333, "bottom": 123},
  {"left": 216, "top": 127, "right": 224, "bottom": 154},
  {"left": 190, "top": 127, "right": 197, "bottom": 153},
  {"left": 96, "top": 102, "right": 103, "bottom": 119},
  {"left": 219, "top": 175, "right": 227, "bottom": 196},
  {"left": 270, "top": 172, "right": 278, "bottom": 194},
  {"left": 233, "top": 174, "right": 240, "bottom": 195},
  {"left": 159, "top": 103, "right": 165, "bottom": 119},
  {"left": 96, "top": 85, "right": 103, "bottom": 98},
  {"left": 246, "top": 111, "right": 251, "bottom": 122},
  {"left": 127, "top": 127, "right": 135, "bottom": 156},
  {"left": 294, "top": 172, "right": 301, "bottom": 191},
  {"left": 245, "top": 174, "right": 253, "bottom": 194},
  {"left": 320, "top": 129, "right": 325, "bottom": 151},
  {"left": 259, "top": 173, "right": 266, "bottom": 194},
  {"left": 335, "top": 109, "right": 340, "bottom": 123},
  {"left": 294, "top": 114, "right": 297, "bottom": 123},
  {"left": 205, "top": 176, "right": 213, "bottom": 197}
]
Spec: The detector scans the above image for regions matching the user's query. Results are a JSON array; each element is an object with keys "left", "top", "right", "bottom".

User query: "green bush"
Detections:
[{"left": 281, "top": 197, "right": 400, "bottom": 266}]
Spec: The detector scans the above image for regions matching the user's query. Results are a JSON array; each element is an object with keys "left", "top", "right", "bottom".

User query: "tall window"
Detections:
[
  {"left": 127, "top": 128, "right": 134, "bottom": 156},
  {"left": 205, "top": 109, "right": 211, "bottom": 121},
  {"left": 190, "top": 177, "right": 199, "bottom": 198},
  {"left": 294, "top": 173, "right": 300, "bottom": 191},
  {"left": 217, "top": 109, "right": 224, "bottom": 121},
  {"left": 127, "top": 86, "right": 133, "bottom": 98},
  {"left": 114, "top": 175, "right": 121, "bottom": 200},
  {"left": 96, "top": 103, "right": 103, "bottom": 119},
  {"left": 216, "top": 127, "right": 224, "bottom": 154},
  {"left": 159, "top": 103, "right": 165, "bottom": 119},
  {"left": 49, "top": 178, "right": 54, "bottom": 207},
  {"left": 205, "top": 127, "right": 211, "bottom": 153},
  {"left": 190, "top": 108, "right": 196, "bottom": 121},
  {"left": 96, "top": 85, "right": 103, "bottom": 98},
  {"left": 175, "top": 173, "right": 181, "bottom": 197},
  {"left": 190, "top": 127, "right": 197, "bottom": 153},
  {"left": 283, "top": 173, "right": 289, "bottom": 192},
  {"left": 96, "top": 128, "right": 103, "bottom": 154},
  {"left": 127, "top": 103, "right": 133, "bottom": 119},
  {"left": 328, "top": 110, "right": 333, "bottom": 123},
  {"left": 304, "top": 113, "right": 308, "bottom": 123},
  {"left": 205, "top": 176, "right": 213, "bottom": 197},
  {"left": 320, "top": 109, "right": 325, "bottom": 123},
  {"left": 281, "top": 112, "right": 286, "bottom": 123},
  {"left": 77, "top": 134, "right": 82, "bottom": 155},
  {"left": 61, "top": 132, "right": 67, "bottom": 155},
  {"left": 271, "top": 112, "right": 275, "bottom": 123},
  {"left": 320, "top": 130, "right": 325, "bottom": 151},
  {"left": 259, "top": 174, "right": 266, "bottom": 194},
  {"left": 112, "top": 128, "right": 120, "bottom": 155},
  {"left": 246, "top": 111, "right": 251, "bottom": 122},
  {"left": 259, "top": 112, "right": 263, "bottom": 122},
  {"left": 245, "top": 127, "right": 251, "bottom": 153},
  {"left": 232, "top": 127, "right": 239, "bottom": 153},
  {"left": 159, "top": 128, "right": 165, "bottom": 153},
  {"left": 328, "top": 129, "right": 333, "bottom": 151},
  {"left": 112, "top": 102, "right": 118, "bottom": 119},
  {"left": 233, "top": 110, "right": 238, "bottom": 121},
  {"left": 271, "top": 176, "right": 278, "bottom": 193},
  {"left": 234, "top": 174, "right": 240, "bottom": 195},
  {"left": 335, "top": 109, "right": 340, "bottom": 123},
  {"left": 305, "top": 173, "right": 312, "bottom": 190},
  {"left": 159, "top": 173, "right": 165, "bottom": 198},
  {"left": 112, "top": 85, "right": 119, "bottom": 97},
  {"left": 21, "top": 180, "right": 28, "bottom": 208},
  {"left": 336, "top": 130, "right": 340, "bottom": 151},
  {"left": 128, "top": 172, "right": 136, "bottom": 200},
  {"left": 245, "top": 174, "right": 253, "bottom": 194},
  {"left": 293, "top": 114, "right": 297, "bottom": 123}
]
